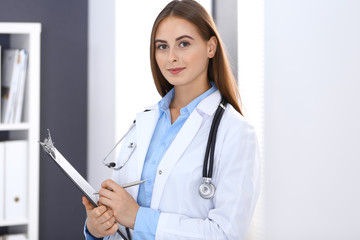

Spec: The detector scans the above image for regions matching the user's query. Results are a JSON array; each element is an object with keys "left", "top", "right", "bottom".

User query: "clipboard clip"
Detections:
[{"left": 39, "top": 129, "right": 56, "bottom": 159}]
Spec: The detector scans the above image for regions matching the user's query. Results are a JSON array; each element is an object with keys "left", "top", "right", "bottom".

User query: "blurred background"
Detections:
[{"left": 1, "top": 0, "right": 359, "bottom": 239}]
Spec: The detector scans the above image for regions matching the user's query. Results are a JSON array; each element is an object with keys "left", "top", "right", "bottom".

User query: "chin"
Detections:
[{"left": 165, "top": 77, "right": 186, "bottom": 86}]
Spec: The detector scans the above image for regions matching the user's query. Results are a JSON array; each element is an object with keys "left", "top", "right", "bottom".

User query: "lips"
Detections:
[{"left": 167, "top": 67, "right": 185, "bottom": 75}]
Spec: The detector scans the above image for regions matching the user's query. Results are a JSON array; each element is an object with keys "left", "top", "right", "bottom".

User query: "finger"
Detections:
[
  {"left": 82, "top": 196, "right": 94, "bottom": 211},
  {"left": 101, "top": 179, "right": 115, "bottom": 189},
  {"left": 101, "top": 179, "right": 122, "bottom": 193},
  {"left": 92, "top": 205, "right": 108, "bottom": 218},
  {"left": 99, "top": 187, "right": 117, "bottom": 199},
  {"left": 98, "top": 210, "right": 114, "bottom": 224},
  {"left": 105, "top": 221, "right": 119, "bottom": 236},
  {"left": 102, "top": 216, "right": 116, "bottom": 229},
  {"left": 99, "top": 196, "right": 114, "bottom": 209}
]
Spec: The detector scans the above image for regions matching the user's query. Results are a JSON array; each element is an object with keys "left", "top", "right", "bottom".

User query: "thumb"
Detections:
[{"left": 82, "top": 196, "right": 95, "bottom": 211}]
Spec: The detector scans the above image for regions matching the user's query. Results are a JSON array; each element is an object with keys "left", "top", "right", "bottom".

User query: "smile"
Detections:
[{"left": 167, "top": 67, "right": 185, "bottom": 75}]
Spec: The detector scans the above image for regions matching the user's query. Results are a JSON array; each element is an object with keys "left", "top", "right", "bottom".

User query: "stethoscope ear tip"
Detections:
[{"left": 106, "top": 162, "right": 116, "bottom": 168}]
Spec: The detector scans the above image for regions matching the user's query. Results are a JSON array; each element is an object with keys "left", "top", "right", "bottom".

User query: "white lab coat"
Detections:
[{"left": 109, "top": 90, "right": 260, "bottom": 240}]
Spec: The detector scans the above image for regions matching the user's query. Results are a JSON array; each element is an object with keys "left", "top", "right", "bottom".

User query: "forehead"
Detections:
[{"left": 155, "top": 16, "right": 201, "bottom": 39}]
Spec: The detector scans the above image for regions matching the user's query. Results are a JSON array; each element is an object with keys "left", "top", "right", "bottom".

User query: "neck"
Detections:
[{"left": 170, "top": 80, "right": 211, "bottom": 109}]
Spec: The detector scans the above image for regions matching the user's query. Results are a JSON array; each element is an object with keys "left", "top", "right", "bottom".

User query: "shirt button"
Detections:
[
  {"left": 151, "top": 160, "right": 156, "bottom": 164},
  {"left": 161, "top": 141, "right": 166, "bottom": 146},
  {"left": 158, "top": 170, "right": 162, "bottom": 175}
]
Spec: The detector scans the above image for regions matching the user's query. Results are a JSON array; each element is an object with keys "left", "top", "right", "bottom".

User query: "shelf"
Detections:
[
  {"left": 0, "top": 219, "right": 28, "bottom": 227},
  {"left": 0, "top": 123, "right": 30, "bottom": 131},
  {"left": 0, "top": 22, "right": 41, "bottom": 240},
  {"left": 0, "top": 22, "right": 41, "bottom": 34}
]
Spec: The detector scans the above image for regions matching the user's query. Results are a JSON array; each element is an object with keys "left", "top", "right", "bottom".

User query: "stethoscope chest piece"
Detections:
[{"left": 199, "top": 177, "right": 216, "bottom": 199}]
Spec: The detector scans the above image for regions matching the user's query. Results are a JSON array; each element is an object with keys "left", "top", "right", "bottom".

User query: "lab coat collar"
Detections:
[{"left": 196, "top": 89, "right": 222, "bottom": 116}]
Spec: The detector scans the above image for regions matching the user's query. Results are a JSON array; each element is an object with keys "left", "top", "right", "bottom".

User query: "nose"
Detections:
[{"left": 167, "top": 47, "right": 178, "bottom": 63}]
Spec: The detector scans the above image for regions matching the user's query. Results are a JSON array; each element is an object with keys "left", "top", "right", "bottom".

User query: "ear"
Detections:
[{"left": 207, "top": 36, "right": 218, "bottom": 58}]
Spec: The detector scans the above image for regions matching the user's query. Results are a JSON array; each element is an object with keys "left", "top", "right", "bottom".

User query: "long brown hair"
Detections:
[{"left": 150, "top": 0, "right": 243, "bottom": 115}]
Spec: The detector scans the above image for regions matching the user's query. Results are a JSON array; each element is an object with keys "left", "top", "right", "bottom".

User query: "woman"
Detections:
[{"left": 83, "top": 0, "right": 260, "bottom": 239}]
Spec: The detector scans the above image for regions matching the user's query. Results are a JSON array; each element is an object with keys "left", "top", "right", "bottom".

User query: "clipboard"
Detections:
[
  {"left": 39, "top": 129, "right": 129, "bottom": 240},
  {"left": 39, "top": 129, "right": 99, "bottom": 207}
]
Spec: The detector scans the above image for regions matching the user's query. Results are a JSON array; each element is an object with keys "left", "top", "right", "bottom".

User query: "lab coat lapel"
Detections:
[
  {"left": 151, "top": 109, "right": 203, "bottom": 209},
  {"left": 135, "top": 108, "right": 159, "bottom": 182},
  {"left": 150, "top": 90, "right": 221, "bottom": 209}
]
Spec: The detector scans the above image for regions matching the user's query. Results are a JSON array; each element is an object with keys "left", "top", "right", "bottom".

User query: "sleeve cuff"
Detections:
[{"left": 133, "top": 206, "right": 160, "bottom": 239}]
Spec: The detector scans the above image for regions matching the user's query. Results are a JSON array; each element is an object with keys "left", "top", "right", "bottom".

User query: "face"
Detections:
[{"left": 154, "top": 17, "right": 217, "bottom": 89}]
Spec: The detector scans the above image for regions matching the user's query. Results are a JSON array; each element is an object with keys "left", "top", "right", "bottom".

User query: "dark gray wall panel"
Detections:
[{"left": 0, "top": 1, "right": 88, "bottom": 239}]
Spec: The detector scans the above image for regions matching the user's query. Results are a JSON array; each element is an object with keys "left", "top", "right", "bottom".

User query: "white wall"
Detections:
[
  {"left": 237, "top": 1, "right": 264, "bottom": 239},
  {"left": 263, "top": 0, "right": 360, "bottom": 239},
  {"left": 88, "top": 0, "right": 116, "bottom": 189}
]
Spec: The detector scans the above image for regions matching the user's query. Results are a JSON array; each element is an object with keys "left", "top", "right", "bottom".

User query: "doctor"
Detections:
[{"left": 82, "top": 0, "right": 260, "bottom": 239}]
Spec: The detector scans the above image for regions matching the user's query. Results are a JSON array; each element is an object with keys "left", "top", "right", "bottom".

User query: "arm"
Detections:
[
  {"left": 98, "top": 181, "right": 161, "bottom": 240},
  {"left": 133, "top": 207, "right": 161, "bottom": 239}
]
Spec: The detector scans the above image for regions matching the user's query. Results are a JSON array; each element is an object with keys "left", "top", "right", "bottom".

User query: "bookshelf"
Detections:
[{"left": 0, "top": 23, "right": 41, "bottom": 240}]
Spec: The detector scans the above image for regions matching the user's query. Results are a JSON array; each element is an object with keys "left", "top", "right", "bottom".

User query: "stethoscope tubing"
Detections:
[
  {"left": 103, "top": 120, "right": 136, "bottom": 169},
  {"left": 209, "top": 103, "right": 226, "bottom": 178},
  {"left": 203, "top": 98, "right": 227, "bottom": 179}
]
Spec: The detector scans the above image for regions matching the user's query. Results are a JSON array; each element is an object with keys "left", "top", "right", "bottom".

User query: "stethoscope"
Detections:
[
  {"left": 199, "top": 97, "right": 227, "bottom": 199},
  {"left": 103, "top": 98, "right": 228, "bottom": 200}
]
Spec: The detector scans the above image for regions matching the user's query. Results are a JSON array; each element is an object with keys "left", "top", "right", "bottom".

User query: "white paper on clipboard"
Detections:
[{"left": 39, "top": 130, "right": 99, "bottom": 206}]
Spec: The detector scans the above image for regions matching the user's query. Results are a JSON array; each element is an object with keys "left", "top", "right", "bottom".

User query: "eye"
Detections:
[
  {"left": 179, "top": 41, "right": 190, "bottom": 48},
  {"left": 156, "top": 44, "right": 168, "bottom": 50}
]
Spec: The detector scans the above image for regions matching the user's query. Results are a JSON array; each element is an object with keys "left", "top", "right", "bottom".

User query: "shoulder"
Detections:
[
  {"left": 222, "top": 104, "right": 254, "bottom": 132},
  {"left": 220, "top": 104, "right": 257, "bottom": 142}
]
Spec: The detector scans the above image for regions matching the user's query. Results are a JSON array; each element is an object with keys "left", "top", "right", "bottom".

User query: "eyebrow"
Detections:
[
  {"left": 154, "top": 35, "right": 195, "bottom": 44},
  {"left": 176, "top": 35, "right": 194, "bottom": 41},
  {"left": 154, "top": 39, "right": 167, "bottom": 44}
]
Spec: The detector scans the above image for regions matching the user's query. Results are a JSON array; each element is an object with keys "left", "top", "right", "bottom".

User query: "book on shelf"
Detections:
[
  {"left": 1, "top": 140, "right": 28, "bottom": 221},
  {"left": 0, "top": 142, "right": 4, "bottom": 221},
  {"left": 1, "top": 234, "right": 28, "bottom": 240},
  {"left": 13, "top": 50, "right": 28, "bottom": 123},
  {"left": 1, "top": 48, "right": 28, "bottom": 124}
]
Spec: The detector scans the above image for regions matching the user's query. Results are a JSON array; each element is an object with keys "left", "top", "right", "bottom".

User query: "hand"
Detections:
[
  {"left": 82, "top": 196, "right": 118, "bottom": 238},
  {"left": 99, "top": 179, "right": 140, "bottom": 229}
]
